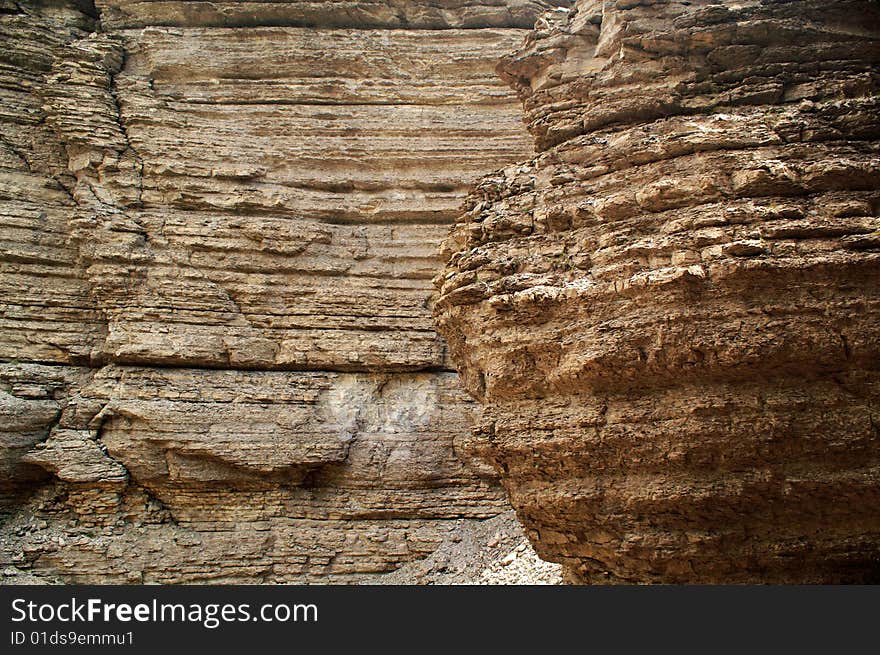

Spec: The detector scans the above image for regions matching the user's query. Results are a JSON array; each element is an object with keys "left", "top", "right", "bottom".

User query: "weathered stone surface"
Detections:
[
  {"left": 2, "top": 362, "right": 504, "bottom": 583},
  {"left": 0, "top": 3, "right": 105, "bottom": 366},
  {"left": 24, "top": 429, "right": 129, "bottom": 484},
  {"left": 96, "top": 0, "right": 565, "bottom": 29},
  {"left": 435, "top": 0, "right": 880, "bottom": 583},
  {"left": 63, "top": 26, "right": 537, "bottom": 370},
  {"left": 0, "top": 364, "right": 92, "bottom": 505},
  {"left": 0, "top": 0, "right": 562, "bottom": 583}
]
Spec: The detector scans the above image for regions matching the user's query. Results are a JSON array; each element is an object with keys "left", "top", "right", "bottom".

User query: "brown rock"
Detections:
[{"left": 435, "top": 0, "right": 880, "bottom": 583}]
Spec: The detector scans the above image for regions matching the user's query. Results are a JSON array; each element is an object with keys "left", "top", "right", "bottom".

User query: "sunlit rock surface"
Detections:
[{"left": 0, "top": 0, "right": 570, "bottom": 583}]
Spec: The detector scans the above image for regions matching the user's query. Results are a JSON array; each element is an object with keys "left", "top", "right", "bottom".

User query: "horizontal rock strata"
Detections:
[
  {"left": 0, "top": 0, "right": 566, "bottom": 582},
  {"left": 435, "top": 0, "right": 880, "bottom": 582}
]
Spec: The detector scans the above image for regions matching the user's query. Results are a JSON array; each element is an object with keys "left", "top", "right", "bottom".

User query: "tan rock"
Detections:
[
  {"left": 24, "top": 430, "right": 128, "bottom": 484},
  {"left": 0, "top": 0, "right": 566, "bottom": 582}
]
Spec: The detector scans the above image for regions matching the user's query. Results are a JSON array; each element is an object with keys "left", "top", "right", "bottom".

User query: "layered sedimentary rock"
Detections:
[
  {"left": 0, "top": 0, "right": 564, "bottom": 582},
  {"left": 435, "top": 0, "right": 880, "bottom": 583}
]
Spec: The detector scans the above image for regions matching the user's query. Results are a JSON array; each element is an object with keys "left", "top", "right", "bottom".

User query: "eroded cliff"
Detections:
[
  {"left": 0, "top": 0, "right": 567, "bottom": 583},
  {"left": 435, "top": 0, "right": 880, "bottom": 583}
]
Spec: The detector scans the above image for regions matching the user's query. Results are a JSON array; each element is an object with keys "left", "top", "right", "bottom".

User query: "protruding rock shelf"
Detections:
[{"left": 435, "top": 0, "right": 880, "bottom": 583}]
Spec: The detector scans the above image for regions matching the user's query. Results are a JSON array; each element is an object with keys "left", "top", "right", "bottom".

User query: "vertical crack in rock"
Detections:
[{"left": 435, "top": 0, "right": 880, "bottom": 583}]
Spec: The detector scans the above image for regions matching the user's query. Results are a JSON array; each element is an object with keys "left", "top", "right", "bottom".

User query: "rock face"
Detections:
[
  {"left": 0, "top": 0, "right": 567, "bottom": 583},
  {"left": 380, "top": 509, "right": 563, "bottom": 584},
  {"left": 435, "top": 0, "right": 880, "bottom": 583}
]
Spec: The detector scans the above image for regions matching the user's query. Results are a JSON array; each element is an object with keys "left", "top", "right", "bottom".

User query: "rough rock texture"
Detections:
[
  {"left": 380, "top": 509, "right": 563, "bottom": 584},
  {"left": 435, "top": 0, "right": 880, "bottom": 583},
  {"left": 0, "top": 0, "right": 567, "bottom": 583}
]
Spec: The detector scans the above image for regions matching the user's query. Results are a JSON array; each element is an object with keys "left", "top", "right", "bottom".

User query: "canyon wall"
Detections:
[
  {"left": 435, "top": 0, "right": 880, "bottom": 583},
  {"left": 0, "top": 0, "right": 565, "bottom": 583}
]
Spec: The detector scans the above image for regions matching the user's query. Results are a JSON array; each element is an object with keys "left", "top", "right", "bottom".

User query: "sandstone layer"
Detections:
[
  {"left": 435, "top": 0, "right": 880, "bottom": 583},
  {"left": 0, "top": 0, "right": 566, "bottom": 583}
]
